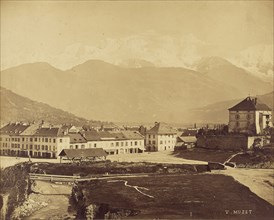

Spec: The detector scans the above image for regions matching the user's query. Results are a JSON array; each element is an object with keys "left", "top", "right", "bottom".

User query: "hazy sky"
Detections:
[{"left": 1, "top": 1, "right": 273, "bottom": 70}]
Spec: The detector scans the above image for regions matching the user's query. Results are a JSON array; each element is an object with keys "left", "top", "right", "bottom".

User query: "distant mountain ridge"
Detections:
[
  {"left": 0, "top": 87, "right": 109, "bottom": 127},
  {"left": 191, "top": 91, "right": 274, "bottom": 123},
  {"left": 1, "top": 58, "right": 272, "bottom": 123}
]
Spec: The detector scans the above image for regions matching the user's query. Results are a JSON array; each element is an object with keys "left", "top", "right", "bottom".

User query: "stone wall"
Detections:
[{"left": 197, "top": 135, "right": 248, "bottom": 151}]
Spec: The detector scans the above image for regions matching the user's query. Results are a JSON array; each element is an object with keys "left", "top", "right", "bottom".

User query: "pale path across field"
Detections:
[
  {"left": 212, "top": 168, "right": 274, "bottom": 205},
  {"left": 108, "top": 151, "right": 208, "bottom": 164}
]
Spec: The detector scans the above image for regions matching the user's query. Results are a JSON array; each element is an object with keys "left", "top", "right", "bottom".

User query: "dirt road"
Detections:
[
  {"left": 212, "top": 168, "right": 274, "bottom": 205},
  {"left": 0, "top": 151, "right": 207, "bottom": 169}
]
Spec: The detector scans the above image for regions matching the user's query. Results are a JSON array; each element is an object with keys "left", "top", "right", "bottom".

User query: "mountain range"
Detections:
[
  {"left": 191, "top": 91, "right": 274, "bottom": 124},
  {"left": 0, "top": 57, "right": 273, "bottom": 124},
  {"left": 0, "top": 87, "right": 109, "bottom": 127}
]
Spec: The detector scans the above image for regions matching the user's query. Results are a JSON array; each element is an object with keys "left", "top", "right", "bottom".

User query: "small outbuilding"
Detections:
[{"left": 59, "top": 148, "right": 108, "bottom": 163}]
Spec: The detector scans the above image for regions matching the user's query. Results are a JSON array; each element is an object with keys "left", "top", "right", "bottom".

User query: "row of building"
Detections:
[
  {"left": 0, "top": 96, "right": 272, "bottom": 158},
  {"left": 0, "top": 122, "right": 148, "bottom": 158}
]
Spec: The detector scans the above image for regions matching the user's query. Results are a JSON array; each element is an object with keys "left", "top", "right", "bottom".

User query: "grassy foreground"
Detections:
[{"left": 77, "top": 174, "right": 273, "bottom": 219}]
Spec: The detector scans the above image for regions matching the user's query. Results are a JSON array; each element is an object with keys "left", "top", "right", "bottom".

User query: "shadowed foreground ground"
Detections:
[{"left": 77, "top": 174, "right": 273, "bottom": 219}]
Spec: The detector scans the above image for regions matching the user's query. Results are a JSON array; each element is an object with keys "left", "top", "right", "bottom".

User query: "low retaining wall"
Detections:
[{"left": 197, "top": 135, "right": 248, "bottom": 151}]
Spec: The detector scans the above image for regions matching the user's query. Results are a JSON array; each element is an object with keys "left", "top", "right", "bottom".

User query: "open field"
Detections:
[
  {"left": 76, "top": 174, "right": 274, "bottom": 219},
  {"left": 173, "top": 148, "right": 236, "bottom": 163}
]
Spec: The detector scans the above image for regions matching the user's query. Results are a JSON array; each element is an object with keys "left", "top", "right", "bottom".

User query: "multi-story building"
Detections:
[
  {"left": 145, "top": 122, "right": 177, "bottom": 151},
  {"left": 228, "top": 96, "right": 272, "bottom": 134},
  {"left": 0, "top": 122, "right": 70, "bottom": 158},
  {"left": 68, "top": 133, "right": 87, "bottom": 149},
  {"left": 80, "top": 130, "right": 145, "bottom": 154},
  {"left": 0, "top": 122, "right": 29, "bottom": 156}
]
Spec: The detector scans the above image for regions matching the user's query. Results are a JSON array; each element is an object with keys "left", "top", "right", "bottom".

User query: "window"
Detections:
[
  {"left": 81, "top": 144, "right": 85, "bottom": 149},
  {"left": 149, "top": 135, "right": 151, "bottom": 138},
  {"left": 246, "top": 114, "right": 251, "bottom": 120},
  {"left": 131, "top": 142, "right": 133, "bottom": 146},
  {"left": 42, "top": 145, "right": 44, "bottom": 150},
  {"left": 34, "top": 138, "right": 37, "bottom": 142},
  {"left": 45, "top": 145, "right": 48, "bottom": 151},
  {"left": 235, "top": 115, "right": 240, "bottom": 119},
  {"left": 70, "top": 145, "right": 73, "bottom": 149},
  {"left": 30, "top": 145, "right": 33, "bottom": 150},
  {"left": 149, "top": 140, "right": 151, "bottom": 144},
  {"left": 45, "top": 138, "right": 48, "bottom": 142},
  {"left": 30, "top": 138, "right": 33, "bottom": 142},
  {"left": 116, "top": 142, "right": 119, "bottom": 147},
  {"left": 125, "top": 142, "right": 128, "bottom": 146},
  {"left": 111, "top": 142, "right": 114, "bottom": 147},
  {"left": 121, "top": 142, "right": 124, "bottom": 147},
  {"left": 266, "top": 115, "right": 270, "bottom": 119},
  {"left": 135, "top": 141, "right": 138, "bottom": 146},
  {"left": 160, "top": 141, "right": 163, "bottom": 144},
  {"left": 42, "top": 138, "right": 44, "bottom": 142},
  {"left": 94, "top": 143, "right": 97, "bottom": 148},
  {"left": 59, "top": 138, "right": 62, "bottom": 143},
  {"left": 22, "top": 138, "right": 25, "bottom": 142},
  {"left": 49, "top": 139, "right": 51, "bottom": 143}
]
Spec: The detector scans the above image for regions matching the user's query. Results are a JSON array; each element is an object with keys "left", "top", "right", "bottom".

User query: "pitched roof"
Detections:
[
  {"left": 20, "top": 124, "right": 40, "bottom": 136},
  {"left": 146, "top": 122, "right": 177, "bottom": 135},
  {"left": 59, "top": 148, "right": 107, "bottom": 158},
  {"left": 228, "top": 97, "right": 271, "bottom": 111},
  {"left": 68, "top": 133, "right": 87, "bottom": 144},
  {"left": 0, "top": 123, "right": 29, "bottom": 135},
  {"left": 180, "top": 129, "right": 198, "bottom": 137},
  {"left": 121, "top": 131, "right": 144, "bottom": 140},
  {"left": 177, "top": 136, "right": 197, "bottom": 143},
  {"left": 80, "top": 130, "right": 101, "bottom": 141},
  {"left": 34, "top": 127, "right": 61, "bottom": 137},
  {"left": 81, "top": 130, "right": 145, "bottom": 141}
]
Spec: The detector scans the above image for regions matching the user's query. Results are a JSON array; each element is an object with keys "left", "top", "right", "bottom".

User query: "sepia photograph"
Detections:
[{"left": 0, "top": 0, "right": 273, "bottom": 219}]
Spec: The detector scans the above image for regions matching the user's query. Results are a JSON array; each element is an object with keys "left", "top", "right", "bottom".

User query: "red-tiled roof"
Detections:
[
  {"left": 59, "top": 148, "right": 107, "bottom": 158},
  {"left": 228, "top": 97, "right": 271, "bottom": 111},
  {"left": 146, "top": 122, "right": 177, "bottom": 135}
]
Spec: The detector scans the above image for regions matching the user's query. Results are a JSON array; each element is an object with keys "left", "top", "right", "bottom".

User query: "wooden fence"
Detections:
[{"left": 29, "top": 173, "right": 149, "bottom": 182}]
